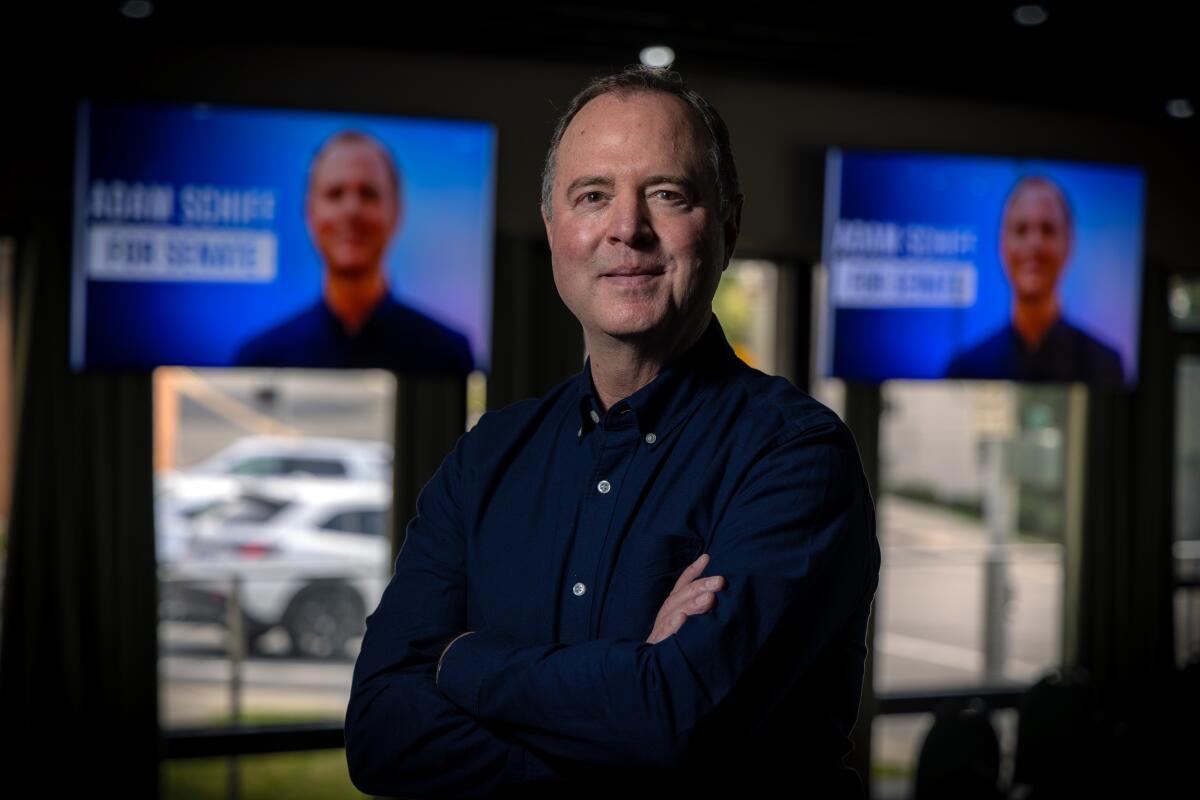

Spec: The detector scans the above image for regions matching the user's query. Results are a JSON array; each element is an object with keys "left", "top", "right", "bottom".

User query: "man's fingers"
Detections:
[
  {"left": 661, "top": 573, "right": 725, "bottom": 624},
  {"left": 647, "top": 559, "right": 727, "bottom": 644},
  {"left": 671, "top": 552, "right": 709, "bottom": 591}
]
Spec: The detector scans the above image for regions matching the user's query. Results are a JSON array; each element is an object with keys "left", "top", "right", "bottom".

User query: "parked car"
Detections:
[
  {"left": 160, "top": 478, "right": 392, "bottom": 659},
  {"left": 155, "top": 435, "right": 392, "bottom": 564},
  {"left": 181, "top": 435, "right": 393, "bottom": 482}
]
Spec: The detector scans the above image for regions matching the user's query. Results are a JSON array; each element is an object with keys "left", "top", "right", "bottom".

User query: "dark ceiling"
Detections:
[{"left": 16, "top": 2, "right": 1198, "bottom": 124}]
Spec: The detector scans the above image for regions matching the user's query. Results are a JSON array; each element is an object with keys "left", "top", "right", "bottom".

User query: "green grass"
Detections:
[
  {"left": 871, "top": 760, "right": 915, "bottom": 780},
  {"left": 201, "top": 709, "right": 343, "bottom": 727},
  {"left": 164, "top": 709, "right": 364, "bottom": 799},
  {"left": 163, "top": 749, "right": 367, "bottom": 800}
]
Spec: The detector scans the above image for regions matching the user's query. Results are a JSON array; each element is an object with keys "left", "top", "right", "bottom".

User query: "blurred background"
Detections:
[{"left": 1, "top": 3, "right": 1197, "bottom": 798}]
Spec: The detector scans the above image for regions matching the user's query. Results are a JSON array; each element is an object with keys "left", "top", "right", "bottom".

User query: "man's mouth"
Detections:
[{"left": 601, "top": 266, "right": 664, "bottom": 287}]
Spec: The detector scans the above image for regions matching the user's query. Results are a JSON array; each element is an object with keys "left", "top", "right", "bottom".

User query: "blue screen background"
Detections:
[
  {"left": 823, "top": 151, "right": 1144, "bottom": 384},
  {"left": 75, "top": 101, "right": 496, "bottom": 371}
]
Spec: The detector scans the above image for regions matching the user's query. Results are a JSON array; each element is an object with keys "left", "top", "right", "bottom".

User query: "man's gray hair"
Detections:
[{"left": 540, "top": 66, "right": 741, "bottom": 221}]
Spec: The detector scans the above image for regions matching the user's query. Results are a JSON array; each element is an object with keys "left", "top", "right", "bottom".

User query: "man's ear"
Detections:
[
  {"left": 721, "top": 194, "right": 744, "bottom": 270},
  {"left": 541, "top": 203, "right": 554, "bottom": 250}
]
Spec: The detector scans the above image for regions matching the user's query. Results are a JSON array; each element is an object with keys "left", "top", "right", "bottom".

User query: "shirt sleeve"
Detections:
[
  {"left": 344, "top": 433, "right": 566, "bottom": 797},
  {"left": 435, "top": 416, "right": 880, "bottom": 769}
]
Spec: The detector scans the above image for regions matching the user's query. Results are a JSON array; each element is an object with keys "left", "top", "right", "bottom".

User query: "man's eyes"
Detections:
[
  {"left": 651, "top": 189, "right": 687, "bottom": 203},
  {"left": 575, "top": 189, "right": 688, "bottom": 204},
  {"left": 322, "top": 186, "right": 382, "bottom": 202}
]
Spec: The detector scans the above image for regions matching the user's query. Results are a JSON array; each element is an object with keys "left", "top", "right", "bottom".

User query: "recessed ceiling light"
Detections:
[
  {"left": 639, "top": 46, "right": 675, "bottom": 69},
  {"left": 120, "top": 0, "right": 154, "bottom": 19},
  {"left": 1013, "top": 5, "right": 1048, "bottom": 26},
  {"left": 1166, "top": 98, "right": 1195, "bottom": 119}
]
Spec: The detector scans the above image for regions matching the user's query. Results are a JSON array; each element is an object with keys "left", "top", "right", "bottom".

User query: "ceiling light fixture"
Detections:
[
  {"left": 120, "top": 0, "right": 155, "bottom": 19},
  {"left": 1013, "top": 5, "right": 1048, "bottom": 26},
  {"left": 1166, "top": 98, "right": 1195, "bottom": 119},
  {"left": 639, "top": 45, "right": 675, "bottom": 69}
]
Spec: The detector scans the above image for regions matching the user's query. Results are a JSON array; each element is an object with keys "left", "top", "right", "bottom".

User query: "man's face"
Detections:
[
  {"left": 542, "top": 91, "right": 739, "bottom": 347},
  {"left": 306, "top": 140, "right": 400, "bottom": 277},
  {"left": 1000, "top": 183, "right": 1071, "bottom": 304}
]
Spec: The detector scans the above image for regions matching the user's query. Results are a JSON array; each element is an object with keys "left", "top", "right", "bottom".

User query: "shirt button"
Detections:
[
  {"left": 644, "top": 432, "right": 657, "bottom": 444},
  {"left": 589, "top": 410, "right": 600, "bottom": 423},
  {"left": 597, "top": 479, "right": 612, "bottom": 494},
  {"left": 572, "top": 582, "right": 587, "bottom": 597}
]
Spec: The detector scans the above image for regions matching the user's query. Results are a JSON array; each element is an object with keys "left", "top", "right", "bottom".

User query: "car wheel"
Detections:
[{"left": 283, "top": 582, "right": 364, "bottom": 660}]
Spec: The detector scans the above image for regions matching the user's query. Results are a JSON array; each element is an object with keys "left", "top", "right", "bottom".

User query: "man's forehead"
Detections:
[
  {"left": 311, "top": 140, "right": 392, "bottom": 185},
  {"left": 567, "top": 92, "right": 702, "bottom": 148},
  {"left": 1006, "top": 182, "right": 1068, "bottom": 221},
  {"left": 556, "top": 91, "right": 711, "bottom": 180}
]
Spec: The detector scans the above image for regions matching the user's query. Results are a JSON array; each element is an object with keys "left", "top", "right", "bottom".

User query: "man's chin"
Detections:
[
  {"left": 595, "top": 313, "right": 696, "bottom": 350},
  {"left": 327, "top": 261, "right": 381, "bottom": 278},
  {"left": 1013, "top": 282, "right": 1056, "bottom": 301}
]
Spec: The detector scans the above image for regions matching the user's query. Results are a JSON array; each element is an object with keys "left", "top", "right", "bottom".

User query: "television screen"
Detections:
[
  {"left": 72, "top": 100, "right": 496, "bottom": 374},
  {"left": 820, "top": 150, "right": 1144, "bottom": 386}
]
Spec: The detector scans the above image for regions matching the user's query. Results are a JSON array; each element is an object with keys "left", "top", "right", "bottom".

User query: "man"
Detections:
[
  {"left": 345, "top": 67, "right": 879, "bottom": 797},
  {"left": 944, "top": 176, "right": 1124, "bottom": 384},
  {"left": 234, "top": 130, "right": 475, "bottom": 373}
]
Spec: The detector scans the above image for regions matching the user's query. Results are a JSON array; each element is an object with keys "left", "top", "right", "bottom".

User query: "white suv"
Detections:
[
  {"left": 156, "top": 436, "right": 392, "bottom": 564},
  {"left": 179, "top": 435, "right": 392, "bottom": 481},
  {"left": 160, "top": 478, "right": 392, "bottom": 659}
]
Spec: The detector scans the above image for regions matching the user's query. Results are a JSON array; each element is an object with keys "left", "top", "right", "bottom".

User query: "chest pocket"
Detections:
[
  {"left": 603, "top": 532, "right": 705, "bottom": 639},
  {"left": 615, "top": 532, "right": 705, "bottom": 578}
]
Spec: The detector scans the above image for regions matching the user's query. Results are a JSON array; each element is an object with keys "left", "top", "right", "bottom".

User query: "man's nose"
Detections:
[
  {"left": 606, "top": 192, "right": 655, "bottom": 247},
  {"left": 339, "top": 191, "right": 367, "bottom": 215}
]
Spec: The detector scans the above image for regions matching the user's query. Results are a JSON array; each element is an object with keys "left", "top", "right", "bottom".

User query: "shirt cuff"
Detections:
[
  {"left": 435, "top": 631, "right": 475, "bottom": 684},
  {"left": 435, "top": 628, "right": 526, "bottom": 718}
]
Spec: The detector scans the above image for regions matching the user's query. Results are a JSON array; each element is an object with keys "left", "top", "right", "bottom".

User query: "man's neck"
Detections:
[
  {"left": 585, "top": 312, "right": 711, "bottom": 413},
  {"left": 1011, "top": 296, "right": 1061, "bottom": 351},
  {"left": 323, "top": 269, "right": 389, "bottom": 333}
]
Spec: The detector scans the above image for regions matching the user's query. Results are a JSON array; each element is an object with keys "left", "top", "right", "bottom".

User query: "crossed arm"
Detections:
[
  {"left": 345, "top": 417, "right": 876, "bottom": 794},
  {"left": 436, "top": 552, "right": 723, "bottom": 672}
]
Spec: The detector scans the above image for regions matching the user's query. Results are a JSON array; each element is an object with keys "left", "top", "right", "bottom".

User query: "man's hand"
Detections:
[{"left": 646, "top": 553, "right": 725, "bottom": 645}]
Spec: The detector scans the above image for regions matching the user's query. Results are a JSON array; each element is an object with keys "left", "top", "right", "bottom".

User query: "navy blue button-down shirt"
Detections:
[
  {"left": 345, "top": 316, "right": 880, "bottom": 797},
  {"left": 944, "top": 315, "right": 1124, "bottom": 385},
  {"left": 234, "top": 292, "right": 475, "bottom": 374}
]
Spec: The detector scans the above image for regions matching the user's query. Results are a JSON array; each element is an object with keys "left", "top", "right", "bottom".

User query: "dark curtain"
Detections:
[
  {"left": 488, "top": 235, "right": 584, "bottom": 410},
  {"left": 0, "top": 226, "right": 161, "bottom": 794},
  {"left": 392, "top": 375, "right": 468, "bottom": 560},
  {"left": 1076, "top": 260, "right": 1176, "bottom": 789},
  {"left": 844, "top": 383, "right": 883, "bottom": 797}
]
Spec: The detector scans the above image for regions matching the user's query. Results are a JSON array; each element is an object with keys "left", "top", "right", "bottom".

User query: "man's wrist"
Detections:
[{"left": 436, "top": 631, "right": 474, "bottom": 685}]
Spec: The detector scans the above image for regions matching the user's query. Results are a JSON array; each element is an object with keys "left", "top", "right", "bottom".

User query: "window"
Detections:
[
  {"left": 714, "top": 259, "right": 779, "bottom": 374},
  {"left": 320, "top": 509, "right": 388, "bottom": 538},
  {"left": 875, "top": 381, "right": 1068, "bottom": 693},
  {"left": 155, "top": 368, "right": 396, "bottom": 733},
  {"left": 1175, "top": 354, "right": 1200, "bottom": 665}
]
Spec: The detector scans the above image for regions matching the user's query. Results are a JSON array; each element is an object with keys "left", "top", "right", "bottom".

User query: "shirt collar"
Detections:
[
  {"left": 576, "top": 315, "right": 739, "bottom": 440},
  {"left": 1006, "top": 313, "right": 1070, "bottom": 354},
  {"left": 318, "top": 290, "right": 396, "bottom": 338}
]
